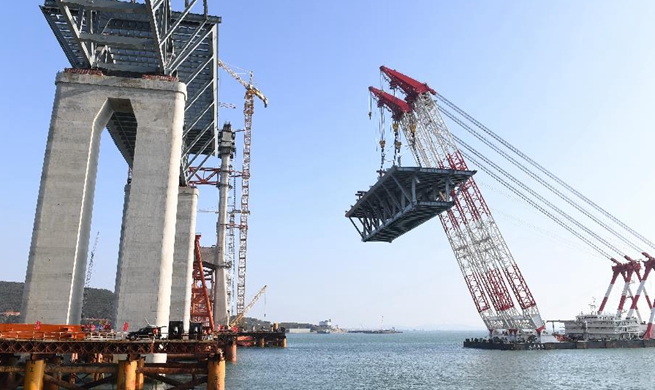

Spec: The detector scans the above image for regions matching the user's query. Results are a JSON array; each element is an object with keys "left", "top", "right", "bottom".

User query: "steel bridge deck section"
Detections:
[{"left": 346, "top": 166, "right": 475, "bottom": 243}]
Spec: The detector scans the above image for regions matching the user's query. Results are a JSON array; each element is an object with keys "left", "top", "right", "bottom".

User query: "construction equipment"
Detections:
[
  {"left": 366, "top": 66, "right": 655, "bottom": 338},
  {"left": 82, "top": 232, "right": 100, "bottom": 316},
  {"left": 190, "top": 234, "right": 215, "bottom": 331},
  {"left": 369, "top": 68, "right": 543, "bottom": 335},
  {"left": 217, "top": 59, "right": 268, "bottom": 316},
  {"left": 228, "top": 285, "right": 267, "bottom": 328},
  {"left": 218, "top": 102, "right": 237, "bottom": 109}
]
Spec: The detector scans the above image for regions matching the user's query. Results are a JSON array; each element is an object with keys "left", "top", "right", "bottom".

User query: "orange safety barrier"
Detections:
[{"left": 0, "top": 324, "right": 86, "bottom": 340}]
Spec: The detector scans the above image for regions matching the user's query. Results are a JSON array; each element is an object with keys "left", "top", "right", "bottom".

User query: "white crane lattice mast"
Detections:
[{"left": 217, "top": 59, "right": 267, "bottom": 315}]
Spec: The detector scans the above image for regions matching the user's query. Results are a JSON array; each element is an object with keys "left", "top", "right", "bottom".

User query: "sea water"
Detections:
[{"left": 223, "top": 331, "right": 655, "bottom": 390}]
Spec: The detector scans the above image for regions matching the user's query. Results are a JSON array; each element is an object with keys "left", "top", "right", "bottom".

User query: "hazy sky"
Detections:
[{"left": 1, "top": 1, "right": 655, "bottom": 330}]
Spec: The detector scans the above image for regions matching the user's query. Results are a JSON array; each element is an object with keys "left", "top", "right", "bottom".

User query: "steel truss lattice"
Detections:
[
  {"left": 41, "top": 0, "right": 222, "bottom": 184},
  {"left": 346, "top": 166, "right": 475, "bottom": 243}
]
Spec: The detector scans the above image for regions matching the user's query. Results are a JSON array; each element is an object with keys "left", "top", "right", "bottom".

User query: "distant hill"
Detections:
[{"left": 0, "top": 281, "right": 115, "bottom": 323}]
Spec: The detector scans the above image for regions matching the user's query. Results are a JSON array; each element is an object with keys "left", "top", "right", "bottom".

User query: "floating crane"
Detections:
[
  {"left": 365, "top": 66, "right": 655, "bottom": 338},
  {"left": 216, "top": 59, "right": 268, "bottom": 316},
  {"left": 369, "top": 69, "right": 543, "bottom": 334}
]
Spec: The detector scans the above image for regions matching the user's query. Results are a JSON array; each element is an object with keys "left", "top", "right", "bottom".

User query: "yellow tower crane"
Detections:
[{"left": 216, "top": 59, "right": 268, "bottom": 316}]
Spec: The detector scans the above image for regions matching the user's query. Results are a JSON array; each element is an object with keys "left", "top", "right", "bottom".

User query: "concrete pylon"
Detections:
[
  {"left": 112, "top": 80, "right": 186, "bottom": 333},
  {"left": 21, "top": 71, "right": 186, "bottom": 327},
  {"left": 170, "top": 187, "right": 199, "bottom": 332}
]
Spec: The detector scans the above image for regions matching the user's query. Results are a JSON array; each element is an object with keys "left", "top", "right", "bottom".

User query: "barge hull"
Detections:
[{"left": 464, "top": 339, "right": 655, "bottom": 350}]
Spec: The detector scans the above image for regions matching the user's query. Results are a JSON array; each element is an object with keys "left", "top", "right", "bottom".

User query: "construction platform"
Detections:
[
  {"left": 463, "top": 338, "right": 655, "bottom": 351},
  {"left": 346, "top": 166, "right": 475, "bottom": 242},
  {"left": 0, "top": 337, "right": 233, "bottom": 390},
  {"left": 0, "top": 324, "right": 286, "bottom": 389}
]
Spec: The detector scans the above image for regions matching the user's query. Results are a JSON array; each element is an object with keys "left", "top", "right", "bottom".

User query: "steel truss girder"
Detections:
[
  {"left": 41, "top": 0, "right": 221, "bottom": 185},
  {"left": 346, "top": 166, "right": 474, "bottom": 243}
]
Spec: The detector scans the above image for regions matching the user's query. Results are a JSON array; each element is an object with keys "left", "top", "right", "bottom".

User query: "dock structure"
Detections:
[
  {"left": 0, "top": 326, "right": 287, "bottom": 389},
  {"left": 346, "top": 166, "right": 475, "bottom": 242},
  {"left": 0, "top": 337, "right": 231, "bottom": 390}
]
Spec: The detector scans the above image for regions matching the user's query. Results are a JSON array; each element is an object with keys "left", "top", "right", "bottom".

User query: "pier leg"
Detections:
[
  {"left": 136, "top": 357, "right": 145, "bottom": 390},
  {"left": 282, "top": 338, "right": 287, "bottom": 348},
  {"left": 117, "top": 359, "right": 137, "bottom": 390},
  {"left": 224, "top": 342, "right": 237, "bottom": 363},
  {"left": 44, "top": 356, "right": 63, "bottom": 390},
  {"left": 23, "top": 358, "right": 45, "bottom": 390},
  {"left": 0, "top": 355, "right": 20, "bottom": 389},
  {"left": 207, "top": 354, "right": 226, "bottom": 390},
  {"left": 258, "top": 338, "right": 266, "bottom": 348}
]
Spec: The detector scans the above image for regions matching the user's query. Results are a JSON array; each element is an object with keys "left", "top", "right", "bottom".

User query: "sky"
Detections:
[{"left": 1, "top": 1, "right": 655, "bottom": 330}]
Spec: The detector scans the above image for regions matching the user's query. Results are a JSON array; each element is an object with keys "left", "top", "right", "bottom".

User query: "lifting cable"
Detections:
[
  {"left": 477, "top": 180, "right": 599, "bottom": 257},
  {"left": 435, "top": 93, "right": 655, "bottom": 252},
  {"left": 452, "top": 133, "right": 622, "bottom": 258},
  {"left": 459, "top": 147, "right": 611, "bottom": 259},
  {"left": 438, "top": 105, "right": 643, "bottom": 254}
]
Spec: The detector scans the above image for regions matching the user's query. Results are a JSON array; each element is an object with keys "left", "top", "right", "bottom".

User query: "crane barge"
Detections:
[{"left": 348, "top": 66, "right": 655, "bottom": 349}]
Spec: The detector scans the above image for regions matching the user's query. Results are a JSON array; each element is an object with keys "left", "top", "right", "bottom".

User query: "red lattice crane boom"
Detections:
[{"left": 371, "top": 67, "right": 544, "bottom": 334}]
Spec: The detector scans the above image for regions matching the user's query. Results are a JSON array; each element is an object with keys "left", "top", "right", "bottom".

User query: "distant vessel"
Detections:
[{"left": 347, "top": 330, "right": 401, "bottom": 334}]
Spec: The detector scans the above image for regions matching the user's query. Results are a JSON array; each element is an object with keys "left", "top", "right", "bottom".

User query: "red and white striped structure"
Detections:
[
  {"left": 370, "top": 67, "right": 544, "bottom": 334},
  {"left": 634, "top": 253, "right": 655, "bottom": 339}
]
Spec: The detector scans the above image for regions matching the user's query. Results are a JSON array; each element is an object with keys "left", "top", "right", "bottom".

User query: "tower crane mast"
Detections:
[
  {"left": 217, "top": 59, "right": 267, "bottom": 315},
  {"left": 371, "top": 67, "right": 544, "bottom": 334}
]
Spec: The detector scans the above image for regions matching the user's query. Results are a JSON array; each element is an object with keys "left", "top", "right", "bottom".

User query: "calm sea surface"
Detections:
[{"left": 223, "top": 331, "right": 655, "bottom": 390}]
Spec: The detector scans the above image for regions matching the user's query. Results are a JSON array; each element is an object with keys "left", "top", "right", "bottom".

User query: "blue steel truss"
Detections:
[
  {"left": 346, "top": 166, "right": 476, "bottom": 243},
  {"left": 41, "top": 0, "right": 222, "bottom": 184}
]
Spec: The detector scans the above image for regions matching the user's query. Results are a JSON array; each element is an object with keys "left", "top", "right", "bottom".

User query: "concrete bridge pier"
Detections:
[{"left": 21, "top": 72, "right": 187, "bottom": 336}]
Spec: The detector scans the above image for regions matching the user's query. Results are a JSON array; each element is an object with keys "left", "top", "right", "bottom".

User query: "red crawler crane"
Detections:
[{"left": 370, "top": 67, "right": 544, "bottom": 335}]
